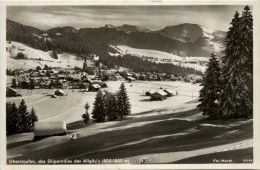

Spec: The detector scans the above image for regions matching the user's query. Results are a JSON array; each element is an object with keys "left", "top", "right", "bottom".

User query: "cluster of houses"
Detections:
[
  {"left": 10, "top": 66, "right": 107, "bottom": 93},
  {"left": 9, "top": 66, "right": 202, "bottom": 92},
  {"left": 146, "top": 89, "right": 175, "bottom": 101},
  {"left": 106, "top": 71, "right": 203, "bottom": 83},
  {"left": 8, "top": 54, "right": 109, "bottom": 94},
  {"left": 105, "top": 71, "right": 184, "bottom": 82}
]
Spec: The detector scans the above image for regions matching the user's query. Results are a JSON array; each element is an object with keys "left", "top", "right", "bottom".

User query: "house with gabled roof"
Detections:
[{"left": 151, "top": 91, "right": 167, "bottom": 100}]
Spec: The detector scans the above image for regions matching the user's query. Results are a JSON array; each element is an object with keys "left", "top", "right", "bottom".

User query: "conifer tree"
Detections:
[
  {"left": 30, "top": 107, "right": 38, "bottom": 123},
  {"left": 16, "top": 99, "right": 31, "bottom": 133},
  {"left": 29, "top": 107, "right": 38, "bottom": 132},
  {"left": 220, "top": 8, "right": 253, "bottom": 118},
  {"left": 6, "top": 102, "right": 18, "bottom": 135},
  {"left": 241, "top": 5, "right": 253, "bottom": 103},
  {"left": 104, "top": 91, "right": 119, "bottom": 121},
  {"left": 92, "top": 90, "right": 106, "bottom": 122},
  {"left": 198, "top": 53, "right": 221, "bottom": 119},
  {"left": 117, "top": 83, "right": 131, "bottom": 120}
]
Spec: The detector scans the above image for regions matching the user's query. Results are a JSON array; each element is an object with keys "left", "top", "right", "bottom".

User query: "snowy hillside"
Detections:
[
  {"left": 200, "top": 26, "right": 225, "bottom": 53},
  {"left": 155, "top": 23, "right": 225, "bottom": 54},
  {"left": 6, "top": 42, "right": 83, "bottom": 70},
  {"left": 110, "top": 45, "right": 208, "bottom": 72}
]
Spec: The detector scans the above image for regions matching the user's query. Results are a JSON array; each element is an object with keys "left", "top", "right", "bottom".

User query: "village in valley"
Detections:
[
  {"left": 4, "top": 4, "right": 254, "bottom": 165},
  {"left": 6, "top": 42, "right": 204, "bottom": 101}
]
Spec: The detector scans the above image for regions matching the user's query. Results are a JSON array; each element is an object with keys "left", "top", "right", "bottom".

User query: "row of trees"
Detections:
[
  {"left": 6, "top": 99, "right": 39, "bottom": 136},
  {"left": 198, "top": 6, "right": 253, "bottom": 119},
  {"left": 82, "top": 83, "right": 131, "bottom": 123}
]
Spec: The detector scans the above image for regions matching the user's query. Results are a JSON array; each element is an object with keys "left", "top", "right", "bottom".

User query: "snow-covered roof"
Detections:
[
  {"left": 146, "top": 90, "right": 155, "bottom": 94},
  {"left": 128, "top": 77, "right": 136, "bottom": 80},
  {"left": 164, "top": 89, "right": 173, "bottom": 94},
  {"left": 152, "top": 91, "right": 167, "bottom": 96},
  {"left": 91, "top": 84, "right": 101, "bottom": 88},
  {"left": 55, "top": 89, "right": 65, "bottom": 94}
]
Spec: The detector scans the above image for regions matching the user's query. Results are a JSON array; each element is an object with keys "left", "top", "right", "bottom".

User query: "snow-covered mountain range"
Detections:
[{"left": 6, "top": 19, "right": 226, "bottom": 72}]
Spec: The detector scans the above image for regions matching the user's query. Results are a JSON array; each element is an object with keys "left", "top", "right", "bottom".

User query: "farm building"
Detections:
[
  {"left": 6, "top": 87, "right": 21, "bottom": 97},
  {"left": 54, "top": 80, "right": 68, "bottom": 89},
  {"left": 69, "top": 82, "right": 80, "bottom": 89},
  {"left": 145, "top": 90, "right": 155, "bottom": 96},
  {"left": 34, "top": 121, "right": 67, "bottom": 141},
  {"left": 170, "top": 76, "right": 179, "bottom": 81},
  {"left": 115, "top": 75, "right": 124, "bottom": 81},
  {"left": 151, "top": 91, "right": 167, "bottom": 101},
  {"left": 193, "top": 78, "right": 203, "bottom": 84},
  {"left": 55, "top": 89, "right": 65, "bottom": 96},
  {"left": 89, "top": 84, "right": 101, "bottom": 91},
  {"left": 100, "top": 83, "right": 108, "bottom": 88},
  {"left": 128, "top": 77, "right": 136, "bottom": 82},
  {"left": 164, "top": 89, "right": 174, "bottom": 97},
  {"left": 79, "top": 82, "right": 89, "bottom": 89},
  {"left": 178, "top": 76, "right": 184, "bottom": 81}
]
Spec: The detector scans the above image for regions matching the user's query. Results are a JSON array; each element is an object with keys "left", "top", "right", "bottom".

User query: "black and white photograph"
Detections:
[{"left": 1, "top": 1, "right": 260, "bottom": 169}]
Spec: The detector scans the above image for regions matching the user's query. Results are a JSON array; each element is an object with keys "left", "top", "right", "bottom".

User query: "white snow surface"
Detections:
[
  {"left": 42, "top": 33, "right": 48, "bottom": 37},
  {"left": 6, "top": 42, "right": 83, "bottom": 70},
  {"left": 109, "top": 45, "right": 208, "bottom": 72}
]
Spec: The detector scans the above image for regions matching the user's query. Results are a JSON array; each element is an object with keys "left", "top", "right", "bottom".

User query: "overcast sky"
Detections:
[{"left": 7, "top": 5, "right": 248, "bottom": 31}]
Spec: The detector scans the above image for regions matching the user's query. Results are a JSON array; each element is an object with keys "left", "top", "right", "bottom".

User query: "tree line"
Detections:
[
  {"left": 6, "top": 99, "right": 38, "bottom": 136},
  {"left": 82, "top": 83, "right": 131, "bottom": 123},
  {"left": 198, "top": 6, "right": 253, "bottom": 119},
  {"left": 100, "top": 54, "right": 203, "bottom": 76}
]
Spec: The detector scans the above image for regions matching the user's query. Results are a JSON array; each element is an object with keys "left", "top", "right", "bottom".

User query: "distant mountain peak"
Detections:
[
  {"left": 117, "top": 24, "right": 151, "bottom": 33},
  {"left": 155, "top": 23, "right": 226, "bottom": 54},
  {"left": 104, "top": 24, "right": 117, "bottom": 29}
]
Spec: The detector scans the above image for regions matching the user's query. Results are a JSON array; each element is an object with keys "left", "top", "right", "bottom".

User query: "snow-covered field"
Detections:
[
  {"left": 6, "top": 42, "right": 83, "bottom": 70},
  {"left": 109, "top": 45, "right": 208, "bottom": 72},
  {"left": 6, "top": 80, "right": 253, "bottom": 163},
  {"left": 7, "top": 81, "right": 201, "bottom": 123}
]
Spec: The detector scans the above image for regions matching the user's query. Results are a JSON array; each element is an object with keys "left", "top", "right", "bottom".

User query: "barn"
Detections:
[
  {"left": 34, "top": 121, "right": 67, "bottom": 141},
  {"left": 145, "top": 90, "right": 155, "bottom": 96},
  {"left": 55, "top": 89, "right": 65, "bottom": 96},
  {"left": 100, "top": 83, "right": 108, "bottom": 88},
  {"left": 151, "top": 91, "right": 167, "bottom": 101},
  {"left": 128, "top": 77, "right": 136, "bottom": 82},
  {"left": 164, "top": 89, "right": 174, "bottom": 97},
  {"left": 89, "top": 84, "right": 101, "bottom": 91}
]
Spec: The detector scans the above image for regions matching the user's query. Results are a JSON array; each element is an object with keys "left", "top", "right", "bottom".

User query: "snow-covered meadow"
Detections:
[
  {"left": 6, "top": 42, "right": 83, "bottom": 70},
  {"left": 7, "top": 81, "right": 201, "bottom": 123}
]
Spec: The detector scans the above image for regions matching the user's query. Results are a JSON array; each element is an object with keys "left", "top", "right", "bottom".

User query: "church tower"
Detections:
[{"left": 83, "top": 57, "right": 88, "bottom": 71}]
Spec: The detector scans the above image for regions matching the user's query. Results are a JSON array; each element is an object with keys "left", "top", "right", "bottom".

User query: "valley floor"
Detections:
[{"left": 6, "top": 81, "right": 253, "bottom": 164}]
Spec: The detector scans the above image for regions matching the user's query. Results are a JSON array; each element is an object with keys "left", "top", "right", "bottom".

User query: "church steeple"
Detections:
[{"left": 83, "top": 56, "right": 87, "bottom": 71}]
